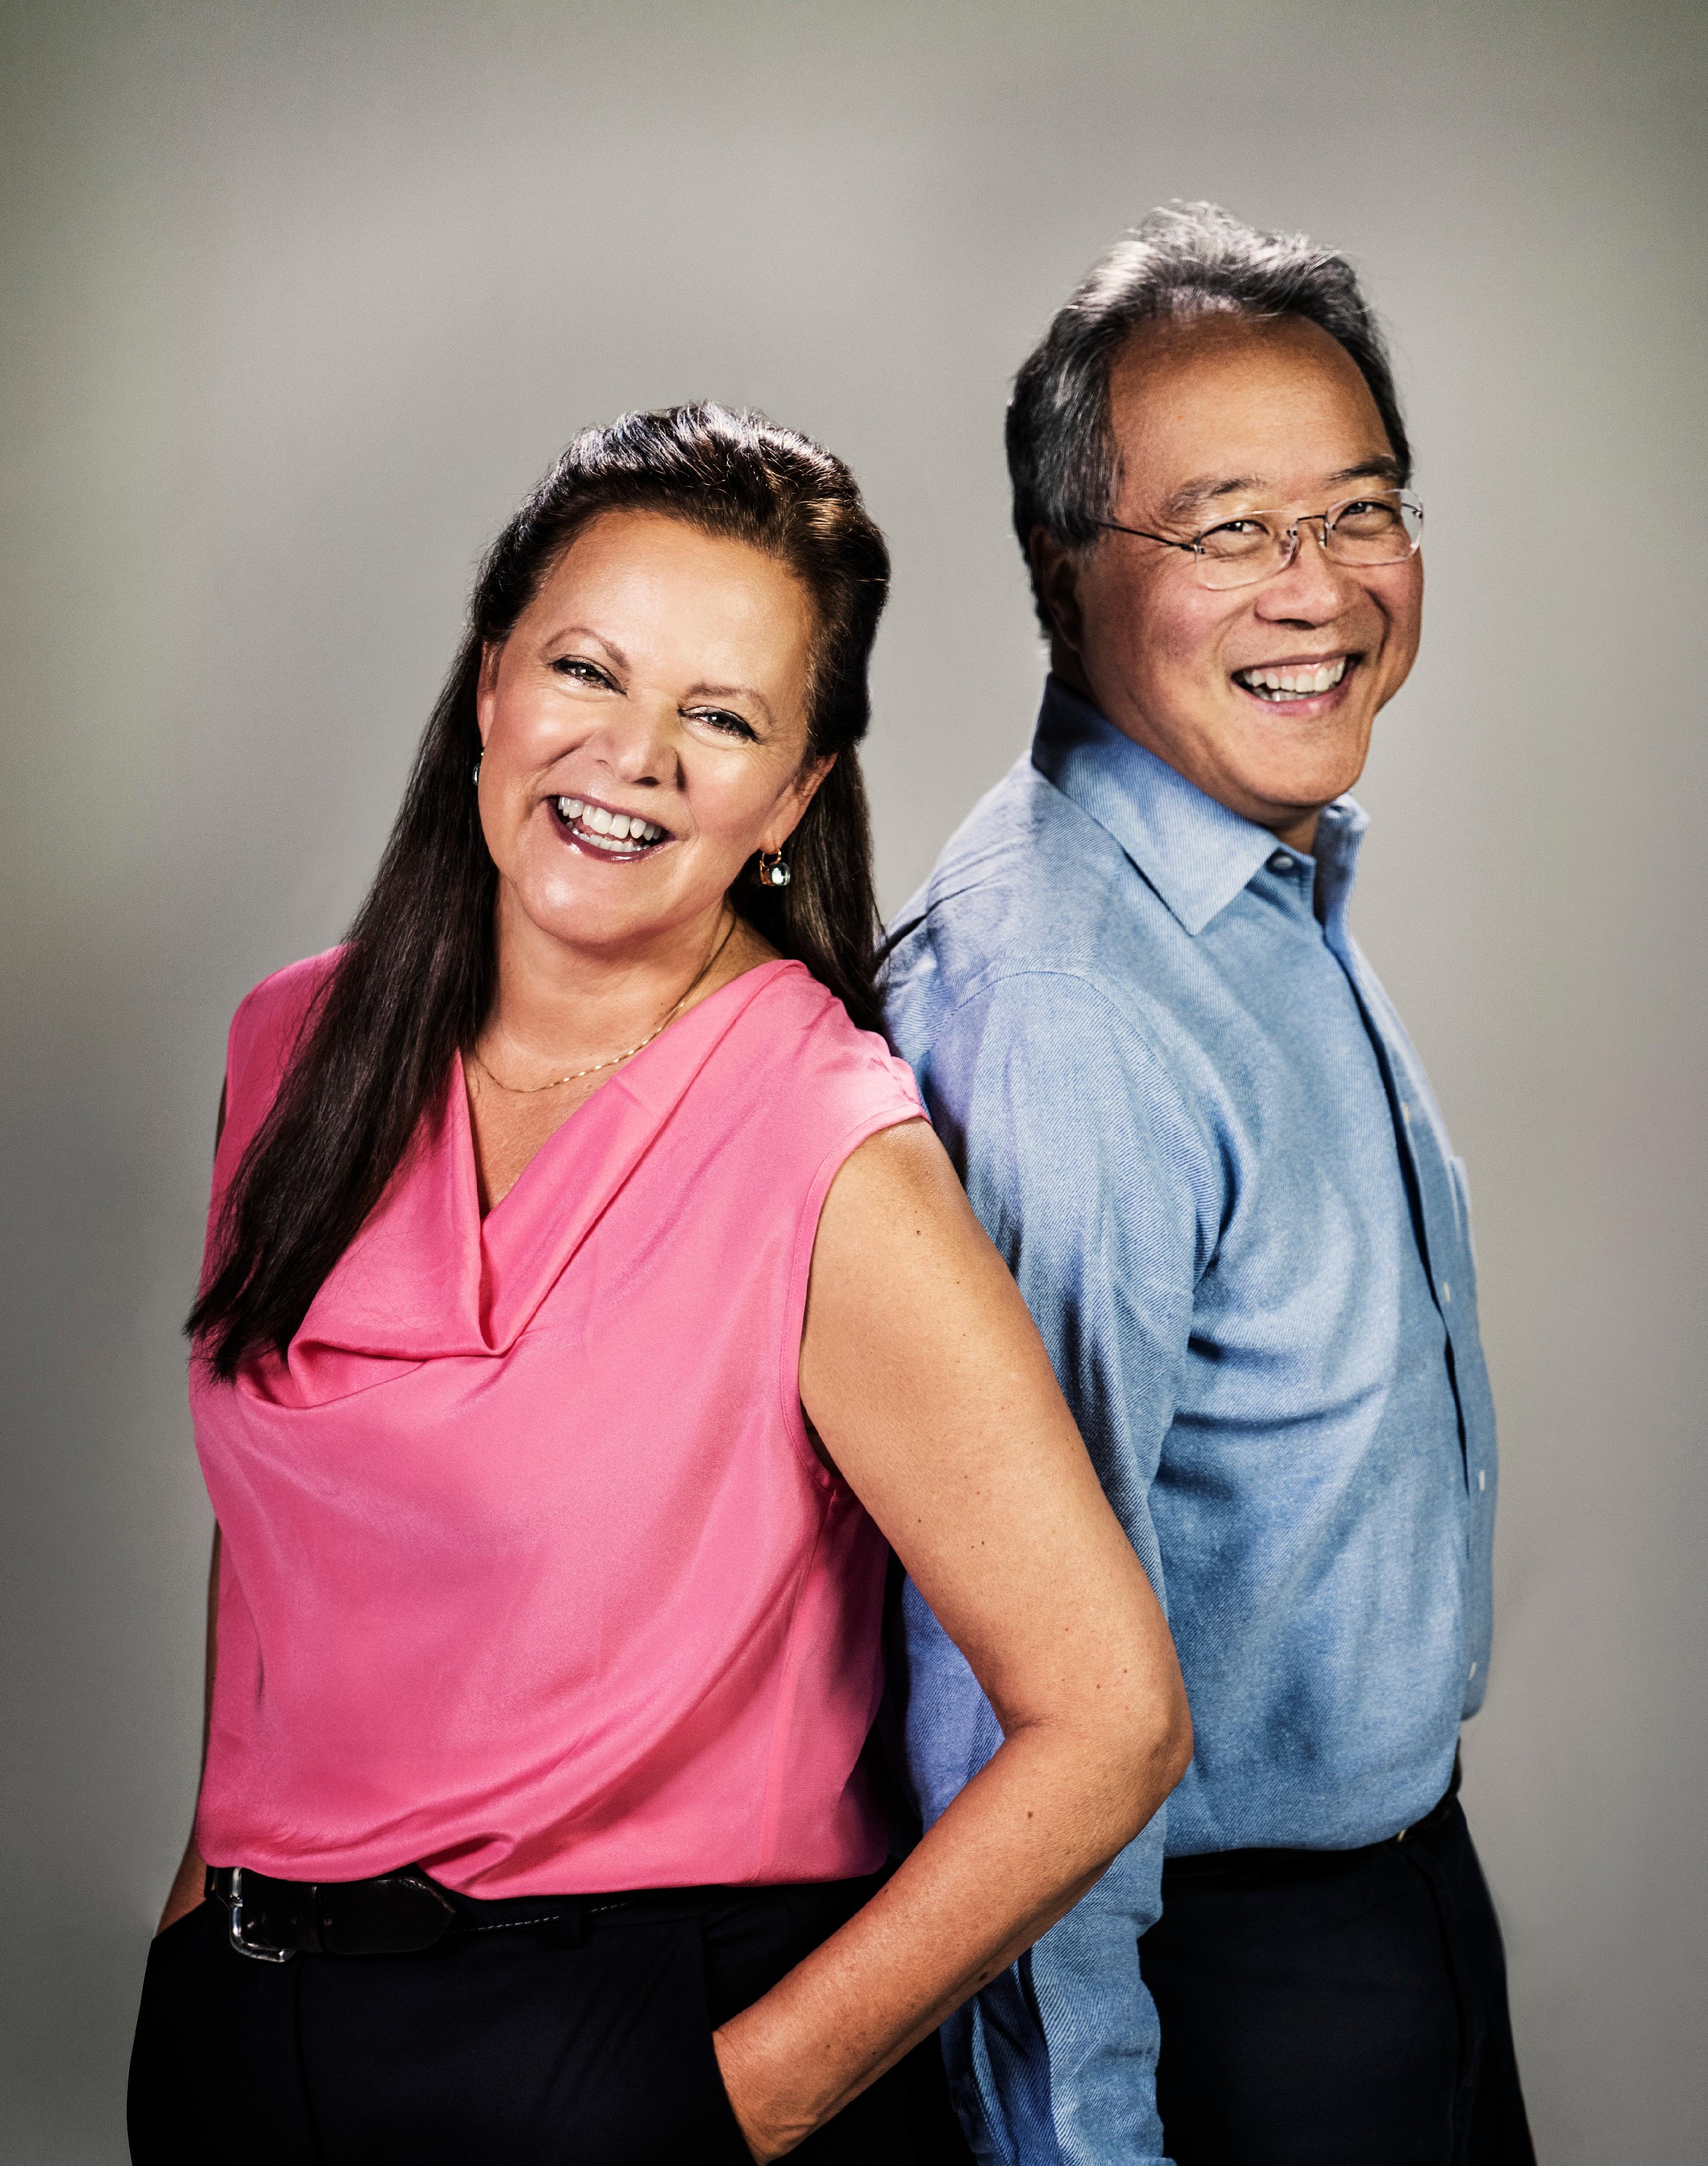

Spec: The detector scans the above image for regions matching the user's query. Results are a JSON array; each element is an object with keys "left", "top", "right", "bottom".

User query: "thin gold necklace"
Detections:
[{"left": 470, "top": 912, "right": 738, "bottom": 1096}]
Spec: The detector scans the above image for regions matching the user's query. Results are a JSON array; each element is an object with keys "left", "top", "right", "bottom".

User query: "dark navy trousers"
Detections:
[
  {"left": 1142, "top": 1798, "right": 1536, "bottom": 2165},
  {"left": 128, "top": 1868, "right": 970, "bottom": 2164}
]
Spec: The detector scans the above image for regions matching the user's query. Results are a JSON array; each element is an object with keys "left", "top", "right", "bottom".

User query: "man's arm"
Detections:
[{"left": 896, "top": 969, "right": 1212, "bottom": 2165}]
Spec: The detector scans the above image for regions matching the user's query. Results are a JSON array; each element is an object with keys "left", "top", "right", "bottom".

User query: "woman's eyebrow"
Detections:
[
  {"left": 685, "top": 681, "right": 776, "bottom": 728},
  {"left": 545, "top": 626, "right": 630, "bottom": 669}
]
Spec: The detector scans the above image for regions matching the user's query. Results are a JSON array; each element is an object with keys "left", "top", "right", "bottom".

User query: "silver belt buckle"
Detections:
[{"left": 227, "top": 1865, "right": 295, "bottom": 1963}]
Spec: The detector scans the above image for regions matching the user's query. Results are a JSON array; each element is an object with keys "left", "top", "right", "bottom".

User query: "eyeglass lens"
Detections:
[{"left": 1194, "top": 497, "right": 1423, "bottom": 589}]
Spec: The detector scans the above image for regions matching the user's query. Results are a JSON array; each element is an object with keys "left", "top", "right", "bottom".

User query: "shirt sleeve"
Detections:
[{"left": 897, "top": 968, "right": 1213, "bottom": 2166}]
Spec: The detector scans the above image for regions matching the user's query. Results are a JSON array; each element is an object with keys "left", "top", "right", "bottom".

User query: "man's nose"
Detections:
[{"left": 1254, "top": 522, "right": 1359, "bottom": 621}]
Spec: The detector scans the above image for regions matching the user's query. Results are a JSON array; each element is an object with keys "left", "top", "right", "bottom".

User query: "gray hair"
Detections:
[{"left": 1006, "top": 201, "right": 1412, "bottom": 631}]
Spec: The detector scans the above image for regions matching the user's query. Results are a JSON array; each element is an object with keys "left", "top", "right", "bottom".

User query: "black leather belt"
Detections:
[
  {"left": 207, "top": 1865, "right": 461, "bottom": 1962},
  {"left": 205, "top": 1864, "right": 700, "bottom": 1962}
]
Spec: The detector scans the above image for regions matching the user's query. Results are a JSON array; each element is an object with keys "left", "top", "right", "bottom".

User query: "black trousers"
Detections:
[
  {"left": 1140, "top": 1797, "right": 1535, "bottom": 2165},
  {"left": 128, "top": 1869, "right": 972, "bottom": 2164}
]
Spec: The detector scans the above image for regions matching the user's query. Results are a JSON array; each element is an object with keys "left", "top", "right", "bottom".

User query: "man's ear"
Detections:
[{"left": 1029, "top": 528, "right": 1087, "bottom": 654}]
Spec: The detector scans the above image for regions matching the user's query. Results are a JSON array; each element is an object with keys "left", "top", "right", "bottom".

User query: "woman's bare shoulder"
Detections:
[
  {"left": 812, "top": 1118, "right": 989, "bottom": 1293},
  {"left": 829, "top": 1114, "right": 952, "bottom": 1202}
]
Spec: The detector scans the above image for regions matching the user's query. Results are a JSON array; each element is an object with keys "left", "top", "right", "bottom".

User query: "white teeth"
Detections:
[
  {"left": 554, "top": 797, "right": 666, "bottom": 847},
  {"left": 1238, "top": 657, "right": 1349, "bottom": 699}
]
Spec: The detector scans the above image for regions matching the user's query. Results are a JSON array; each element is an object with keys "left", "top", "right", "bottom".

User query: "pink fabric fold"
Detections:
[{"left": 191, "top": 950, "right": 923, "bottom": 1895}]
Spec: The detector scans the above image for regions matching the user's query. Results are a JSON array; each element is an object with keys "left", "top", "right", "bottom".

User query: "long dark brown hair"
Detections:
[{"left": 191, "top": 404, "right": 891, "bottom": 1379}]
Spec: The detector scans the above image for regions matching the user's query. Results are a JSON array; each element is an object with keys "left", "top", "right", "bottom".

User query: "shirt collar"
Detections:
[
  {"left": 1030, "top": 675, "right": 1367, "bottom": 936},
  {"left": 1310, "top": 793, "right": 1370, "bottom": 952}
]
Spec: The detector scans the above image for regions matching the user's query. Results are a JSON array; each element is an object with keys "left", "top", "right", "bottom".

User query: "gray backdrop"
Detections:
[{"left": 4, "top": 1, "right": 1704, "bottom": 2157}]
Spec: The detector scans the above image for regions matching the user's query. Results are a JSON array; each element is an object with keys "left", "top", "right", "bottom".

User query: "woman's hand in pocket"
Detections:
[{"left": 712, "top": 2023, "right": 789, "bottom": 2162}]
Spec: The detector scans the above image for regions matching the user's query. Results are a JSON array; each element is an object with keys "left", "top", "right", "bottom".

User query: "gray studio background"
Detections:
[{"left": 3, "top": 1, "right": 1704, "bottom": 2157}]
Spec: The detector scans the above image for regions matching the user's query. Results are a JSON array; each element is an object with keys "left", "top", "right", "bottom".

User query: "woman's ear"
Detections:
[
  {"left": 764, "top": 750, "right": 837, "bottom": 852},
  {"left": 474, "top": 641, "right": 502, "bottom": 745}
]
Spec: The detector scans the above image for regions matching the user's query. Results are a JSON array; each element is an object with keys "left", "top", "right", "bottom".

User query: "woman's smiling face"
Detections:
[{"left": 474, "top": 508, "right": 827, "bottom": 956}]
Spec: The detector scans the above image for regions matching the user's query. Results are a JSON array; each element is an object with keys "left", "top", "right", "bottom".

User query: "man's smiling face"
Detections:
[{"left": 1035, "top": 312, "right": 1423, "bottom": 850}]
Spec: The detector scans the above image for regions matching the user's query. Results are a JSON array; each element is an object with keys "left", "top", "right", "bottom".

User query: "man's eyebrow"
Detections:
[
  {"left": 686, "top": 681, "right": 776, "bottom": 728},
  {"left": 1154, "top": 456, "right": 1405, "bottom": 529},
  {"left": 1327, "top": 456, "right": 1404, "bottom": 489},
  {"left": 1156, "top": 474, "right": 1266, "bottom": 525}
]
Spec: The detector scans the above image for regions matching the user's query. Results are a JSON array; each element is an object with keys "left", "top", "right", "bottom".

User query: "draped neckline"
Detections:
[{"left": 249, "top": 958, "right": 801, "bottom": 1406}]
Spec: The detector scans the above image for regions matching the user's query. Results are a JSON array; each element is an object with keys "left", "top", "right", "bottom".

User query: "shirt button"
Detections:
[
  {"left": 1478, "top": 1469, "right": 1486, "bottom": 1491},
  {"left": 1400, "top": 1102, "right": 1412, "bottom": 1125},
  {"left": 1469, "top": 1661, "right": 1477, "bottom": 1680},
  {"left": 1441, "top": 1280, "right": 1452, "bottom": 1303},
  {"left": 1268, "top": 851, "right": 1294, "bottom": 873}
]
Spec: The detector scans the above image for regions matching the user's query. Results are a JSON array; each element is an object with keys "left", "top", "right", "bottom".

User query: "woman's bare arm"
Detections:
[{"left": 711, "top": 1120, "right": 1192, "bottom": 2158}]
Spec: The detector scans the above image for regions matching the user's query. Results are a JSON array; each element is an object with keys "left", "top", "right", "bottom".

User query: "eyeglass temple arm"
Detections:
[{"left": 1094, "top": 518, "right": 1201, "bottom": 556}]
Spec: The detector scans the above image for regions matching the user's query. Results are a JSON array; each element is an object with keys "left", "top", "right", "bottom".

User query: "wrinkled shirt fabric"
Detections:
[
  {"left": 191, "top": 953, "right": 922, "bottom": 1897},
  {"left": 884, "top": 678, "right": 1498, "bottom": 2164}
]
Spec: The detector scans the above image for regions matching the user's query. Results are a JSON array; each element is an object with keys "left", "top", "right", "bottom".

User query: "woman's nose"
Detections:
[{"left": 586, "top": 697, "right": 680, "bottom": 789}]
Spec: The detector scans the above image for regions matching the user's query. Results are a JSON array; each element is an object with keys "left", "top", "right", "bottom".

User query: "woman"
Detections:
[{"left": 129, "top": 404, "right": 1190, "bottom": 2163}]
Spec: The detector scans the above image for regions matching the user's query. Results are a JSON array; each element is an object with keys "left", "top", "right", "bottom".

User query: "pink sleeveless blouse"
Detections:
[{"left": 190, "top": 952, "right": 922, "bottom": 1896}]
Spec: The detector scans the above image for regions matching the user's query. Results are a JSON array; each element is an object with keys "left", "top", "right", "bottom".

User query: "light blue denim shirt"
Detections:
[{"left": 884, "top": 678, "right": 1498, "bottom": 2165}]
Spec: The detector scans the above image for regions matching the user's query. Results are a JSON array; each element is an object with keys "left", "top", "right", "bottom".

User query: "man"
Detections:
[{"left": 887, "top": 204, "right": 1534, "bottom": 2164}]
